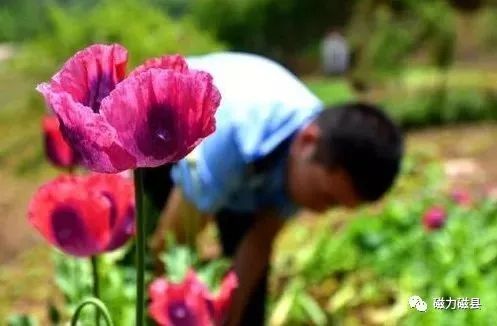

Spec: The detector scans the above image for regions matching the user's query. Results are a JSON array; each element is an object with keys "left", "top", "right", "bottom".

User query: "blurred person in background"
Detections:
[
  {"left": 149, "top": 52, "right": 404, "bottom": 326},
  {"left": 321, "top": 28, "right": 350, "bottom": 76}
]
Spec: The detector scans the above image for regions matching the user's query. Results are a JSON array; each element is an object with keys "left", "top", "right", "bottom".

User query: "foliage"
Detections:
[
  {"left": 52, "top": 250, "right": 136, "bottom": 325},
  {"left": 384, "top": 86, "right": 497, "bottom": 129},
  {"left": 271, "top": 154, "right": 497, "bottom": 325},
  {"left": 449, "top": 0, "right": 483, "bottom": 12},
  {"left": 0, "top": 0, "right": 48, "bottom": 42},
  {"left": 6, "top": 314, "right": 38, "bottom": 326},
  {"left": 150, "top": 0, "right": 193, "bottom": 18},
  {"left": 347, "top": 0, "right": 456, "bottom": 86},
  {"left": 160, "top": 237, "right": 232, "bottom": 293},
  {"left": 0, "top": 0, "right": 103, "bottom": 42},
  {"left": 308, "top": 71, "right": 497, "bottom": 130},
  {"left": 12, "top": 0, "right": 225, "bottom": 76},
  {"left": 476, "top": 7, "right": 497, "bottom": 52},
  {"left": 305, "top": 78, "right": 356, "bottom": 106},
  {"left": 190, "top": 0, "right": 358, "bottom": 67},
  {"left": 21, "top": 241, "right": 232, "bottom": 324}
]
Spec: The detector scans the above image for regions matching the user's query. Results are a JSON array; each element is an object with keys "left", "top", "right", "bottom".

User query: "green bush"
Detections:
[
  {"left": 384, "top": 87, "right": 497, "bottom": 129},
  {"left": 13, "top": 0, "right": 225, "bottom": 76},
  {"left": 347, "top": 0, "right": 456, "bottom": 86},
  {"left": 190, "top": 0, "right": 357, "bottom": 67},
  {"left": 0, "top": 0, "right": 48, "bottom": 42},
  {"left": 476, "top": 7, "right": 497, "bottom": 52},
  {"left": 305, "top": 76, "right": 497, "bottom": 129}
]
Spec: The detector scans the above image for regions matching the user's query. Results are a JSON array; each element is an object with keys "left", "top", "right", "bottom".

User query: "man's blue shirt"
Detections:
[{"left": 171, "top": 52, "right": 323, "bottom": 218}]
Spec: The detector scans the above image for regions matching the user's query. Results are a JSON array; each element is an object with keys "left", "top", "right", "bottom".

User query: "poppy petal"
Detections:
[
  {"left": 212, "top": 271, "right": 238, "bottom": 323},
  {"left": 149, "top": 278, "right": 169, "bottom": 301},
  {"left": 101, "top": 68, "right": 220, "bottom": 167},
  {"left": 148, "top": 273, "right": 214, "bottom": 326},
  {"left": 128, "top": 54, "right": 188, "bottom": 78},
  {"left": 83, "top": 173, "right": 135, "bottom": 251},
  {"left": 149, "top": 279, "right": 189, "bottom": 325},
  {"left": 37, "top": 44, "right": 128, "bottom": 113},
  {"left": 184, "top": 269, "right": 211, "bottom": 296},
  {"left": 42, "top": 115, "right": 79, "bottom": 168},
  {"left": 41, "top": 91, "right": 136, "bottom": 173}
]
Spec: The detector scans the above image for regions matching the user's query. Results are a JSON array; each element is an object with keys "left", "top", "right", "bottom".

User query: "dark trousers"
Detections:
[
  {"left": 215, "top": 209, "right": 269, "bottom": 326},
  {"left": 142, "top": 165, "right": 268, "bottom": 325}
]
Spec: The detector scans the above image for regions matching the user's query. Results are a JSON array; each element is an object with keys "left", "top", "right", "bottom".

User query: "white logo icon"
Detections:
[{"left": 409, "top": 295, "right": 428, "bottom": 312}]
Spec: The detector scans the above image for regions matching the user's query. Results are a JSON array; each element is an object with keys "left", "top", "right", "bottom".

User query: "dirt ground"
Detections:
[
  {"left": 408, "top": 123, "right": 497, "bottom": 194},
  {"left": 1, "top": 123, "right": 496, "bottom": 322}
]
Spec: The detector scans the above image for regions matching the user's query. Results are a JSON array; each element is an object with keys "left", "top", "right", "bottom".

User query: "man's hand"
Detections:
[
  {"left": 149, "top": 186, "right": 209, "bottom": 273},
  {"left": 225, "top": 211, "right": 285, "bottom": 326}
]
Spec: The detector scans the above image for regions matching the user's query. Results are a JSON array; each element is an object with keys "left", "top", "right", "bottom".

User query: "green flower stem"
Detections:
[
  {"left": 91, "top": 256, "right": 100, "bottom": 326},
  {"left": 70, "top": 298, "right": 113, "bottom": 326},
  {"left": 134, "top": 168, "right": 146, "bottom": 326}
]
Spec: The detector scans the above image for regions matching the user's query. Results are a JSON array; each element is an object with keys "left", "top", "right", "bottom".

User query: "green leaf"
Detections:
[
  {"left": 7, "top": 314, "right": 38, "bottom": 326},
  {"left": 161, "top": 245, "right": 197, "bottom": 282},
  {"left": 327, "top": 280, "right": 357, "bottom": 312},
  {"left": 198, "top": 258, "right": 231, "bottom": 291},
  {"left": 298, "top": 293, "right": 327, "bottom": 325},
  {"left": 270, "top": 280, "right": 301, "bottom": 326}
]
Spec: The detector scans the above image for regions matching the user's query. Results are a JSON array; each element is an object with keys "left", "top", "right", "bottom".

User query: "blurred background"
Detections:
[{"left": 1, "top": 0, "right": 497, "bottom": 324}]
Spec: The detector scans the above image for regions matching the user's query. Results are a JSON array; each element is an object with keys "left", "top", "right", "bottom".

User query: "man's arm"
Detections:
[
  {"left": 150, "top": 186, "right": 209, "bottom": 259},
  {"left": 225, "top": 211, "right": 285, "bottom": 326}
]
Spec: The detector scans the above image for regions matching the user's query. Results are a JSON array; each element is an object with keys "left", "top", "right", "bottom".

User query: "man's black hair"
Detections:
[{"left": 314, "top": 102, "right": 404, "bottom": 202}]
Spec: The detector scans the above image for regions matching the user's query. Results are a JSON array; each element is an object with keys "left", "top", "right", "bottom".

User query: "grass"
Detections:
[
  {"left": 0, "top": 246, "right": 56, "bottom": 323},
  {"left": 0, "top": 64, "right": 37, "bottom": 112},
  {"left": 304, "top": 77, "right": 356, "bottom": 105},
  {"left": 400, "top": 66, "right": 497, "bottom": 92}
]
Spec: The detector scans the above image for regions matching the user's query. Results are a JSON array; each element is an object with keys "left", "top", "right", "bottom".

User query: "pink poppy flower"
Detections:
[
  {"left": 42, "top": 115, "right": 79, "bottom": 169},
  {"left": 148, "top": 270, "right": 238, "bottom": 326},
  {"left": 486, "top": 185, "right": 497, "bottom": 201},
  {"left": 37, "top": 44, "right": 220, "bottom": 173},
  {"left": 450, "top": 189, "right": 472, "bottom": 206},
  {"left": 422, "top": 206, "right": 447, "bottom": 231},
  {"left": 28, "top": 173, "right": 135, "bottom": 257}
]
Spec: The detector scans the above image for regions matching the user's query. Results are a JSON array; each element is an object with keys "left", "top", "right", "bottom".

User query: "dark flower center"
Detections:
[
  {"left": 136, "top": 104, "right": 177, "bottom": 159},
  {"left": 87, "top": 74, "right": 116, "bottom": 113},
  {"left": 167, "top": 300, "right": 197, "bottom": 326},
  {"left": 51, "top": 204, "right": 96, "bottom": 255}
]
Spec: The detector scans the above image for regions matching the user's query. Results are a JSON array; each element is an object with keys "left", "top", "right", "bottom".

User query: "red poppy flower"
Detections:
[
  {"left": 212, "top": 272, "right": 238, "bottom": 325},
  {"left": 148, "top": 270, "right": 238, "bottom": 326},
  {"left": 37, "top": 44, "right": 220, "bottom": 173},
  {"left": 422, "top": 206, "right": 447, "bottom": 231},
  {"left": 42, "top": 115, "right": 79, "bottom": 168},
  {"left": 28, "top": 173, "right": 134, "bottom": 257}
]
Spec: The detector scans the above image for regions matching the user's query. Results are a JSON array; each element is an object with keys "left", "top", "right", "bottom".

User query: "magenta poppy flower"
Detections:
[
  {"left": 148, "top": 270, "right": 238, "bottom": 326},
  {"left": 422, "top": 206, "right": 447, "bottom": 231},
  {"left": 28, "top": 173, "right": 135, "bottom": 257},
  {"left": 37, "top": 44, "right": 220, "bottom": 173},
  {"left": 42, "top": 115, "right": 80, "bottom": 168}
]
